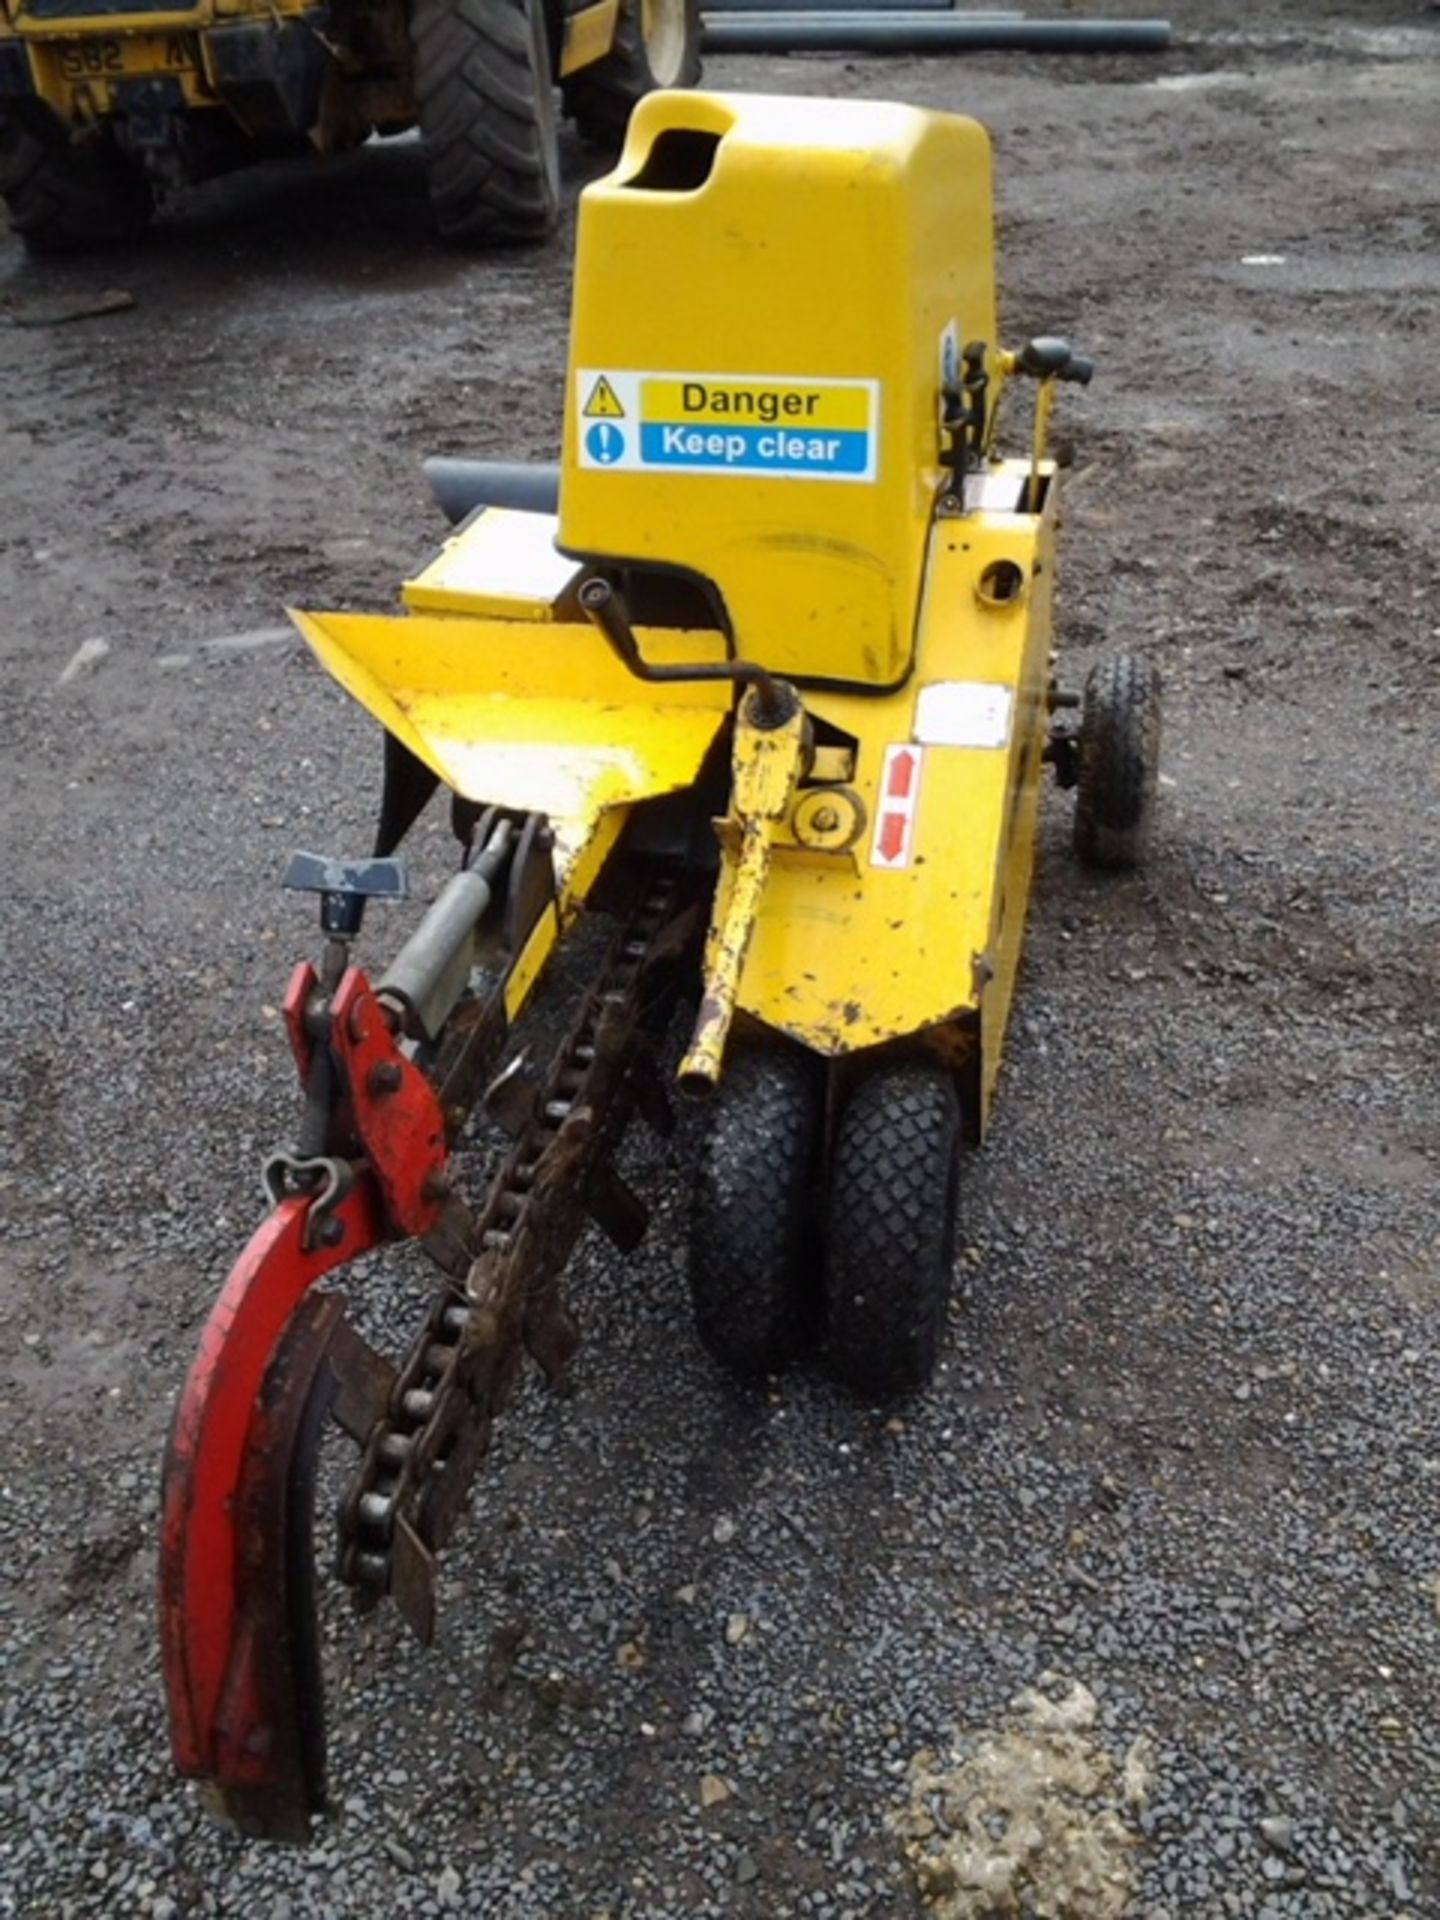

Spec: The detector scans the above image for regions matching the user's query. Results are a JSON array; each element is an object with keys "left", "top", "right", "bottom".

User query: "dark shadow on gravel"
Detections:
[{"left": 0, "top": 126, "right": 609, "bottom": 301}]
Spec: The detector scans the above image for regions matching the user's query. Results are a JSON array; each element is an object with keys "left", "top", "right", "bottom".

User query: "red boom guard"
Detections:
[{"left": 158, "top": 1184, "right": 385, "bottom": 1831}]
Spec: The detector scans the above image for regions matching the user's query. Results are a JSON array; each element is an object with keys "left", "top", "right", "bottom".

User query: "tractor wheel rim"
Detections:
[{"left": 640, "top": 0, "right": 688, "bottom": 86}]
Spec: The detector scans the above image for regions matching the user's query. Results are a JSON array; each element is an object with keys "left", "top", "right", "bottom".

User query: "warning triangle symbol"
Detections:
[{"left": 583, "top": 375, "right": 626, "bottom": 420}]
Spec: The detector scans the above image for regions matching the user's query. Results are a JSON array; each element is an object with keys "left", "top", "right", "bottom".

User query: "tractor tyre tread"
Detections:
[
  {"left": 688, "top": 1043, "right": 820, "bottom": 1378},
  {"left": 410, "top": 0, "right": 560, "bottom": 245},
  {"left": 1073, "top": 651, "right": 1162, "bottom": 871},
  {"left": 0, "top": 117, "right": 152, "bottom": 254},
  {"left": 824, "top": 1062, "right": 960, "bottom": 1400},
  {"left": 562, "top": 0, "right": 701, "bottom": 151}
]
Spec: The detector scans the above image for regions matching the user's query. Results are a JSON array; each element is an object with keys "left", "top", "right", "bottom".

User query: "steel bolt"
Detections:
[
  {"left": 369, "top": 1060, "right": 404, "bottom": 1097},
  {"left": 811, "top": 804, "right": 840, "bottom": 833}
]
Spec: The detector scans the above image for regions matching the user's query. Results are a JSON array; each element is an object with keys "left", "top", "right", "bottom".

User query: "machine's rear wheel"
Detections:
[
  {"left": 410, "top": 0, "right": 560, "bottom": 245},
  {"left": 1072, "top": 652, "right": 1162, "bottom": 871},
  {"left": 688, "top": 1040, "right": 821, "bottom": 1378},
  {"left": 823, "top": 1060, "right": 961, "bottom": 1400},
  {"left": 0, "top": 116, "right": 152, "bottom": 254},
  {"left": 562, "top": 0, "right": 701, "bottom": 150}
]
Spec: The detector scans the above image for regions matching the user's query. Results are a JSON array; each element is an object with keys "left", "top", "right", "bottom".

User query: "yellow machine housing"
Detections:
[
  {"left": 562, "top": 91, "right": 996, "bottom": 690},
  {"left": 294, "top": 89, "right": 1076, "bottom": 1134}
]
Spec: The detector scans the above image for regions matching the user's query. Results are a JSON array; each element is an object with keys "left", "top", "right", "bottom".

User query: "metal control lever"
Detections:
[{"left": 283, "top": 851, "right": 410, "bottom": 939}]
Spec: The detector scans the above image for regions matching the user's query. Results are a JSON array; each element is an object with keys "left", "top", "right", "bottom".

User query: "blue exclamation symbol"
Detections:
[{"left": 586, "top": 421, "right": 625, "bottom": 465}]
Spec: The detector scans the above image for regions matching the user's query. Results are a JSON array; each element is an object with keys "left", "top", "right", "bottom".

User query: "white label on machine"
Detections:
[
  {"left": 574, "top": 370, "right": 880, "bottom": 482},
  {"left": 870, "top": 743, "right": 925, "bottom": 869},
  {"left": 939, "top": 319, "right": 960, "bottom": 393},
  {"left": 914, "top": 681, "right": 1014, "bottom": 750}
]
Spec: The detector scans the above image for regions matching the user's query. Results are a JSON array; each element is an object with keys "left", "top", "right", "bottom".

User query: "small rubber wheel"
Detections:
[
  {"left": 562, "top": 0, "right": 701, "bottom": 151},
  {"left": 1072, "top": 652, "right": 1162, "bottom": 871},
  {"left": 823, "top": 1061, "right": 961, "bottom": 1400},
  {"left": 688, "top": 1041, "right": 821, "bottom": 1378},
  {"left": 410, "top": 0, "right": 560, "bottom": 246},
  {"left": 0, "top": 117, "right": 152, "bottom": 255}
]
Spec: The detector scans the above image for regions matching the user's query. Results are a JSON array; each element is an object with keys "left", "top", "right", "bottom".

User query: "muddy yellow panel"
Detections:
[
  {"left": 20, "top": 31, "right": 217, "bottom": 114},
  {"left": 736, "top": 485, "right": 1055, "bottom": 1128},
  {"left": 560, "top": 90, "right": 996, "bottom": 690},
  {"left": 289, "top": 607, "right": 730, "bottom": 885}
]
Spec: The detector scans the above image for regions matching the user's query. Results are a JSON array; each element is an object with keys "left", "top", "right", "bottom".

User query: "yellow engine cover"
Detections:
[{"left": 559, "top": 90, "right": 996, "bottom": 690}]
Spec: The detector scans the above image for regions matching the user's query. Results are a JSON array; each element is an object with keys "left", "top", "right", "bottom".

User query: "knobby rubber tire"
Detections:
[
  {"left": 824, "top": 1062, "right": 961, "bottom": 1400},
  {"left": 562, "top": 0, "right": 701, "bottom": 151},
  {"left": 1073, "top": 651, "right": 1162, "bottom": 871},
  {"left": 0, "top": 117, "right": 152, "bottom": 255},
  {"left": 688, "top": 1042, "right": 821, "bottom": 1378},
  {"left": 410, "top": 0, "right": 560, "bottom": 245}
]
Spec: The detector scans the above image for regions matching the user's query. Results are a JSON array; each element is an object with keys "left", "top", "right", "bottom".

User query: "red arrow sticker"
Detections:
[
  {"left": 870, "top": 744, "right": 925, "bottom": 869},
  {"left": 877, "top": 812, "right": 908, "bottom": 863},
  {"left": 888, "top": 747, "right": 917, "bottom": 801}
]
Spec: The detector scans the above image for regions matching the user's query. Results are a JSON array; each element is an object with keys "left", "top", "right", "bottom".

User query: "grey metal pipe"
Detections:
[
  {"left": 378, "top": 824, "right": 515, "bottom": 1041},
  {"left": 424, "top": 456, "right": 560, "bottom": 527},
  {"left": 706, "top": 0, "right": 1013, "bottom": 11},
  {"left": 703, "top": 16, "right": 1171, "bottom": 50},
  {"left": 705, "top": 9, "right": 1018, "bottom": 21}
]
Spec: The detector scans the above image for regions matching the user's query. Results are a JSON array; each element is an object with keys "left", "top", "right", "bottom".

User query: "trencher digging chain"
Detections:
[{"left": 158, "top": 88, "right": 1161, "bottom": 1838}]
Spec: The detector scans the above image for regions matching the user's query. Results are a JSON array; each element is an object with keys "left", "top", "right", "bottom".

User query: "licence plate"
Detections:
[{"left": 56, "top": 33, "right": 195, "bottom": 82}]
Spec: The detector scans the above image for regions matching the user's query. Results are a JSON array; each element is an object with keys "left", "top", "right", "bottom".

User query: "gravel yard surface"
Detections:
[{"left": 2, "top": 3, "right": 1438, "bottom": 1914}]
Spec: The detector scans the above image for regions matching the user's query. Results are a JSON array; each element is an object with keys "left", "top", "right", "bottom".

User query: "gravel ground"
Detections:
[{"left": 3, "top": 4, "right": 1439, "bottom": 1915}]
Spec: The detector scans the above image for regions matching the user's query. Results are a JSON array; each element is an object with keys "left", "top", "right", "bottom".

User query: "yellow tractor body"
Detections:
[{"left": 0, "top": 0, "right": 698, "bottom": 250}]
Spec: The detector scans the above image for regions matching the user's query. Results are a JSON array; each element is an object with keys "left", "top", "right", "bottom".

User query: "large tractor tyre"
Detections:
[
  {"left": 1072, "top": 652, "right": 1162, "bottom": 871},
  {"left": 562, "top": 0, "right": 701, "bottom": 151},
  {"left": 688, "top": 1041, "right": 822, "bottom": 1379},
  {"left": 824, "top": 1061, "right": 962, "bottom": 1400},
  {"left": 0, "top": 118, "right": 152, "bottom": 255},
  {"left": 410, "top": 0, "right": 560, "bottom": 246}
]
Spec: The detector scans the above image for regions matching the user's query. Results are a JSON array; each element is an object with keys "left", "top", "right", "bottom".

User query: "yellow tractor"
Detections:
[
  {"left": 0, "top": 0, "right": 697, "bottom": 250},
  {"left": 159, "top": 90, "right": 1161, "bottom": 1837}
]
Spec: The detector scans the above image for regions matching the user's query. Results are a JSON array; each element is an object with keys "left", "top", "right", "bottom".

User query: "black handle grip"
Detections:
[{"left": 1015, "top": 336, "right": 1095, "bottom": 384}]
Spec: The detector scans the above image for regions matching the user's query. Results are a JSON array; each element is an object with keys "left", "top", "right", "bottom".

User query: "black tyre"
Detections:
[
  {"left": 1072, "top": 652, "right": 1162, "bottom": 871},
  {"left": 562, "top": 0, "right": 701, "bottom": 150},
  {"left": 410, "top": 0, "right": 560, "bottom": 246},
  {"left": 688, "top": 1041, "right": 821, "bottom": 1378},
  {"left": 0, "top": 116, "right": 152, "bottom": 255},
  {"left": 824, "top": 1061, "right": 961, "bottom": 1400}
]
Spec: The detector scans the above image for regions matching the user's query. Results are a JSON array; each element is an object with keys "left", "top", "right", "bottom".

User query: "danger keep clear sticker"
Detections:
[{"left": 576, "top": 370, "right": 879, "bottom": 483}]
